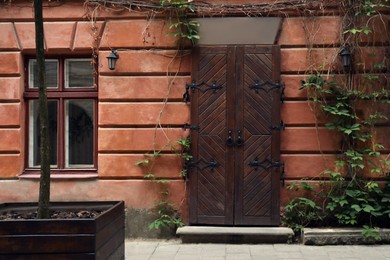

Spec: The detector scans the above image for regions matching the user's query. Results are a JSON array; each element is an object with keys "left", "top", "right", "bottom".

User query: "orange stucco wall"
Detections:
[{"left": 0, "top": 1, "right": 388, "bottom": 224}]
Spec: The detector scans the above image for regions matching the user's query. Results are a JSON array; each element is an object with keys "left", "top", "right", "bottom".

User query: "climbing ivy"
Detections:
[
  {"left": 282, "top": 0, "right": 390, "bottom": 241},
  {"left": 283, "top": 74, "right": 390, "bottom": 239},
  {"left": 135, "top": 137, "right": 191, "bottom": 232}
]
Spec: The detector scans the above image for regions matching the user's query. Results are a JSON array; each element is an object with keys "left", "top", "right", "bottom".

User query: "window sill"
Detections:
[{"left": 20, "top": 169, "right": 98, "bottom": 180}]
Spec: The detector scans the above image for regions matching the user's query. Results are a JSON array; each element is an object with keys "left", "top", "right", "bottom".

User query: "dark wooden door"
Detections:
[{"left": 188, "top": 45, "right": 281, "bottom": 226}]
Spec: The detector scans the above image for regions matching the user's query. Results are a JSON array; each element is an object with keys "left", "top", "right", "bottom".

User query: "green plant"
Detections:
[
  {"left": 324, "top": 178, "right": 389, "bottom": 227},
  {"left": 357, "top": 0, "right": 389, "bottom": 16},
  {"left": 149, "top": 192, "right": 184, "bottom": 230},
  {"left": 174, "top": 136, "right": 192, "bottom": 178},
  {"left": 282, "top": 197, "right": 322, "bottom": 234},
  {"left": 282, "top": 181, "right": 322, "bottom": 234},
  {"left": 287, "top": 1, "right": 390, "bottom": 235},
  {"left": 160, "top": 0, "right": 199, "bottom": 44},
  {"left": 135, "top": 137, "right": 191, "bottom": 231},
  {"left": 362, "top": 225, "right": 381, "bottom": 241},
  {"left": 298, "top": 72, "right": 390, "bottom": 230}
]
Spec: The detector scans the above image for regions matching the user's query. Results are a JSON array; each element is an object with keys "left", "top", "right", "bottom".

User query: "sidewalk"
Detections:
[{"left": 125, "top": 239, "right": 390, "bottom": 260}]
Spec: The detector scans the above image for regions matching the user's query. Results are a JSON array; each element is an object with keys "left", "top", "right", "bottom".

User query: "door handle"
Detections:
[
  {"left": 226, "top": 130, "right": 234, "bottom": 146},
  {"left": 236, "top": 130, "right": 243, "bottom": 146}
]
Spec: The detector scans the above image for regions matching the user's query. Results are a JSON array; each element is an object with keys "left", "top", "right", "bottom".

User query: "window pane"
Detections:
[
  {"left": 65, "top": 59, "right": 94, "bottom": 88},
  {"left": 29, "top": 60, "right": 58, "bottom": 88},
  {"left": 65, "top": 100, "right": 94, "bottom": 167},
  {"left": 29, "top": 100, "right": 58, "bottom": 167}
]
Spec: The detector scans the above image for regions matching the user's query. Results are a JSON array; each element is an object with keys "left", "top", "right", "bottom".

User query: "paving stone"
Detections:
[
  {"left": 349, "top": 246, "right": 387, "bottom": 259},
  {"left": 376, "top": 246, "right": 390, "bottom": 256},
  {"left": 178, "top": 245, "right": 203, "bottom": 254},
  {"left": 299, "top": 246, "right": 328, "bottom": 256},
  {"left": 174, "top": 254, "right": 201, "bottom": 260},
  {"left": 250, "top": 246, "right": 277, "bottom": 256},
  {"left": 150, "top": 256, "right": 176, "bottom": 260},
  {"left": 275, "top": 251, "right": 304, "bottom": 259},
  {"left": 226, "top": 254, "right": 252, "bottom": 260},
  {"left": 125, "top": 239, "right": 390, "bottom": 259},
  {"left": 126, "top": 255, "right": 152, "bottom": 260},
  {"left": 125, "top": 244, "right": 157, "bottom": 254},
  {"left": 273, "top": 244, "right": 303, "bottom": 252},
  {"left": 327, "top": 250, "right": 357, "bottom": 258},
  {"left": 154, "top": 247, "right": 180, "bottom": 254},
  {"left": 330, "top": 258, "right": 360, "bottom": 260},
  {"left": 200, "top": 257, "right": 225, "bottom": 260},
  {"left": 226, "top": 244, "right": 251, "bottom": 254},
  {"left": 251, "top": 256, "right": 279, "bottom": 260},
  {"left": 200, "top": 249, "right": 226, "bottom": 257},
  {"left": 303, "top": 256, "right": 331, "bottom": 260}
]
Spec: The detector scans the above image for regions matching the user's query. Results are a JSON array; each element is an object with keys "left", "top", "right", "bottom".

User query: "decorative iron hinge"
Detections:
[
  {"left": 183, "top": 80, "right": 223, "bottom": 103},
  {"left": 271, "top": 121, "right": 285, "bottom": 131},
  {"left": 183, "top": 123, "right": 199, "bottom": 131},
  {"left": 249, "top": 157, "right": 285, "bottom": 185},
  {"left": 187, "top": 158, "right": 219, "bottom": 171},
  {"left": 248, "top": 80, "right": 285, "bottom": 103}
]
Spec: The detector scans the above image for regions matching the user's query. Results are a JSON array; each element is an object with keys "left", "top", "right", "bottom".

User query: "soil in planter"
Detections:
[{"left": 0, "top": 209, "right": 104, "bottom": 220}]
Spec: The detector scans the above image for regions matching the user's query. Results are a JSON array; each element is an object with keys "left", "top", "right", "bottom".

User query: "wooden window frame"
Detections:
[{"left": 23, "top": 56, "right": 98, "bottom": 175}]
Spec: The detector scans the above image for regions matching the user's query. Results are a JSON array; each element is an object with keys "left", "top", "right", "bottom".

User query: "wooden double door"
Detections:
[{"left": 188, "top": 45, "right": 282, "bottom": 226}]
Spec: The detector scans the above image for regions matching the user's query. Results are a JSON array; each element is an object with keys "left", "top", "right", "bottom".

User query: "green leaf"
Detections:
[
  {"left": 339, "top": 199, "right": 348, "bottom": 206},
  {"left": 301, "top": 182, "right": 315, "bottom": 191},
  {"left": 381, "top": 197, "right": 390, "bottom": 203},
  {"left": 326, "top": 202, "right": 336, "bottom": 211},
  {"left": 300, "top": 198, "right": 319, "bottom": 209},
  {"left": 346, "top": 190, "right": 357, "bottom": 197},
  {"left": 157, "top": 179, "right": 170, "bottom": 184},
  {"left": 134, "top": 159, "right": 149, "bottom": 166},
  {"left": 362, "top": 204, "right": 375, "bottom": 213},
  {"left": 362, "top": 226, "right": 381, "bottom": 240},
  {"left": 144, "top": 173, "right": 155, "bottom": 179},
  {"left": 146, "top": 151, "right": 161, "bottom": 157},
  {"left": 344, "top": 28, "right": 360, "bottom": 34},
  {"left": 351, "top": 204, "right": 362, "bottom": 212},
  {"left": 344, "top": 129, "right": 353, "bottom": 135}
]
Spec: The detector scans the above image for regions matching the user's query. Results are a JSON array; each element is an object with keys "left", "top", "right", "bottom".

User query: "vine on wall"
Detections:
[
  {"left": 283, "top": 0, "right": 390, "bottom": 241},
  {"left": 82, "top": 0, "right": 198, "bottom": 233},
  {"left": 135, "top": 137, "right": 191, "bottom": 231}
]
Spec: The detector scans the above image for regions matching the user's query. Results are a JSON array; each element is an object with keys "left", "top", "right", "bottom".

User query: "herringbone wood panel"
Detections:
[{"left": 190, "top": 46, "right": 280, "bottom": 226}]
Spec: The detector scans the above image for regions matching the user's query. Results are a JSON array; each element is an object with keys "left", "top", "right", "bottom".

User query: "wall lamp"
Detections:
[
  {"left": 107, "top": 50, "right": 119, "bottom": 70},
  {"left": 339, "top": 44, "right": 352, "bottom": 69}
]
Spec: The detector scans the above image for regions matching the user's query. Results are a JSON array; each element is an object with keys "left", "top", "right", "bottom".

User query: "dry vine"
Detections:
[{"left": 84, "top": 0, "right": 339, "bottom": 16}]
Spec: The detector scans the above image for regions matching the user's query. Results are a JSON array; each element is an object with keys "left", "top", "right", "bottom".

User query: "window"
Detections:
[{"left": 25, "top": 57, "right": 97, "bottom": 173}]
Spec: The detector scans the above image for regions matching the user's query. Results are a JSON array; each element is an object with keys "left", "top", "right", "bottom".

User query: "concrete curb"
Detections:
[
  {"left": 177, "top": 226, "right": 294, "bottom": 243},
  {"left": 304, "top": 228, "right": 390, "bottom": 245}
]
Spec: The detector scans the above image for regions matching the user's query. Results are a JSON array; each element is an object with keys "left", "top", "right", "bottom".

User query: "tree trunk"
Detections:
[{"left": 34, "top": 0, "right": 51, "bottom": 219}]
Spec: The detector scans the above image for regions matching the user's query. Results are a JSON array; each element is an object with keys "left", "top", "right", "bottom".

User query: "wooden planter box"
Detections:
[{"left": 0, "top": 201, "right": 124, "bottom": 259}]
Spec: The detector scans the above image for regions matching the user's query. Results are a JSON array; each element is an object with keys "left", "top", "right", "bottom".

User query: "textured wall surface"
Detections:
[{"left": 0, "top": 1, "right": 388, "bottom": 228}]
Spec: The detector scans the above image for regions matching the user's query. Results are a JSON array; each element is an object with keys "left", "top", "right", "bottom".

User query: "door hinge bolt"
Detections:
[{"left": 183, "top": 123, "right": 199, "bottom": 131}]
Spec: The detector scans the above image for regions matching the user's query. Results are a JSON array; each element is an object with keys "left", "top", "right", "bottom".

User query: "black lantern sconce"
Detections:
[
  {"left": 107, "top": 50, "right": 119, "bottom": 70},
  {"left": 339, "top": 44, "right": 352, "bottom": 69}
]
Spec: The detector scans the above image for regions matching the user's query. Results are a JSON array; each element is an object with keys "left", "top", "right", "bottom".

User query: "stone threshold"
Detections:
[
  {"left": 176, "top": 226, "right": 294, "bottom": 244},
  {"left": 304, "top": 228, "right": 390, "bottom": 245}
]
